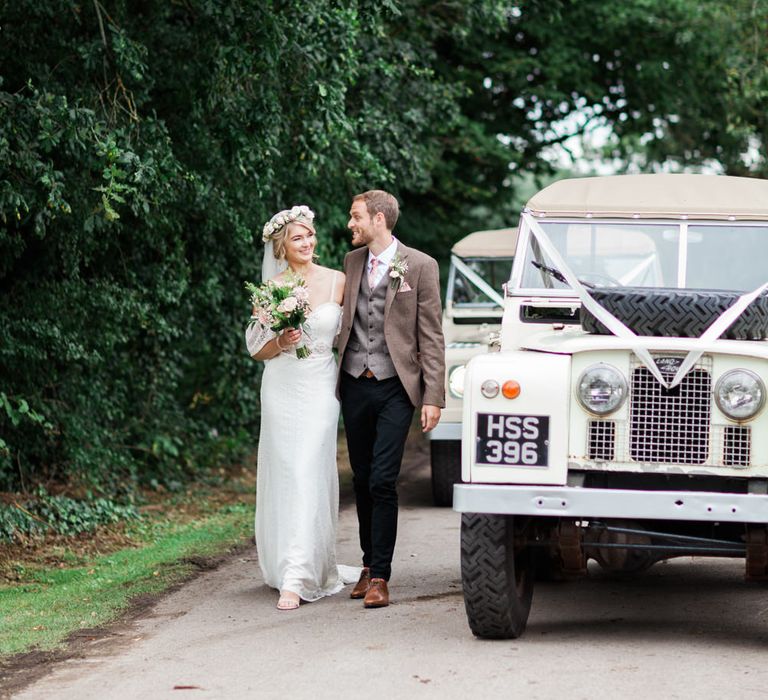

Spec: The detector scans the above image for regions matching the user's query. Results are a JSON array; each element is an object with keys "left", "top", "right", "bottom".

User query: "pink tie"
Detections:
[{"left": 368, "top": 257, "right": 379, "bottom": 288}]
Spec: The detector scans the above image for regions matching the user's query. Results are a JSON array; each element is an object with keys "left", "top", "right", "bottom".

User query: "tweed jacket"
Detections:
[{"left": 336, "top": 241, "right": 446, "bottom": 408}]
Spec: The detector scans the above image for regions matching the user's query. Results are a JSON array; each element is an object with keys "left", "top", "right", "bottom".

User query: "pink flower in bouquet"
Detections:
[
  {"left": 245, "top": 273, "right": 313, "bottom": 358},
  {"left": 257, "top": 308, "right": 273, "bottom": 326},
  {"left": 277, "top": 296, "right": 298, "bottom": 314}
]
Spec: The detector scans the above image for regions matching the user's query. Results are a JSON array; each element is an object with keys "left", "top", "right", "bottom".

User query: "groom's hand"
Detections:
[{"left": 421, "top": 404, "right": 441, "bottom": 433}]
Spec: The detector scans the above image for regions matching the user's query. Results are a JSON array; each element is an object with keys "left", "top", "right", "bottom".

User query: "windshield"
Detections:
[
  {"left": 451, "top": 257, "right": 514, "bottom": 308},
  {"left": 520, "top": 221, "right": 768, "bottom": 292},
  {"left": 686, "top": 225, "right": 768, "bottom": 289}
]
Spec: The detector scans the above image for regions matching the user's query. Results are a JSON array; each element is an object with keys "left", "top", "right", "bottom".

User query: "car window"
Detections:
[
  {"left": 686, "top": 225, "right": 768, "bottom": 291},
  {"left": 521, "top": 222, "right": 679, "bottom": 289},
  {"left": 452, "top": 258, "right": 514, "bottom": 307}
]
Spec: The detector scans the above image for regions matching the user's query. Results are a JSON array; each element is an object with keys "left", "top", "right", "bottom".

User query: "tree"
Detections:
[{"left": 1, "top": 0, "right": 765, "bottom": 495}]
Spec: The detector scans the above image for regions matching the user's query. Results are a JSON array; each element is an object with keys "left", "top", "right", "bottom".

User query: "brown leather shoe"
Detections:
[
  {"left": 363, "top": 578, "right": 389, "bottom": 608},
  {"left": 350, "top": 567, "right": 371, "bottom": 599}
]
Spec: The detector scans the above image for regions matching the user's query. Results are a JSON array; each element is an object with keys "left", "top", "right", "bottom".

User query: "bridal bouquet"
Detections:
[{"left": 245, "top": 274, "right": 312, "bottom": 358}]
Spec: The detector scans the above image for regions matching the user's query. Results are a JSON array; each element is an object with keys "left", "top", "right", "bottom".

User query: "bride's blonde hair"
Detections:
[{"left": 262, "top": 205, "right": 316, "bottom": 260}]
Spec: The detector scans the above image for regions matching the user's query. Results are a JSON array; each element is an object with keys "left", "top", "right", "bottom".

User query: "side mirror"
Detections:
[{"left": 487, "top": 331, "right": 501, "bottom": 349}]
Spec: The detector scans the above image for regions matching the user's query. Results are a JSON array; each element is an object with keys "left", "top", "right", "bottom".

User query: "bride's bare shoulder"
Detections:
[
  {"left": 328, "top": 266, "right": 346, "bottom": 280},
  {"left": 322, "top": 266, "right": 345, "bottom": 304},
  {"left": 316, "top": 265, "right": 345, "bottom": 282}
]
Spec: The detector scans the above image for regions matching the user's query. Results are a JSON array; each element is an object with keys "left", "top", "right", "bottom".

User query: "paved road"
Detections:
[{"left": 15, "top": 433, "right": 768, "bottom": 699}]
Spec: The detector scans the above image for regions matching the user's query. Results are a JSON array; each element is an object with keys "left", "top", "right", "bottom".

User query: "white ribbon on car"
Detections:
[
  {"left": 668, "top": 280, "right": 768, "bottom": 385},
  {"left": 451, "top": 255, "right": 506, "bottom": 308},
  {"left": 522, "top": 212, "right": 768, "bottom": 390}
]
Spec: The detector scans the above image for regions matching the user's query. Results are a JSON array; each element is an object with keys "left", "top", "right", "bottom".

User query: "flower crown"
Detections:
[{"left": 262, "top": 205, "right": 315, "bottom": 242}]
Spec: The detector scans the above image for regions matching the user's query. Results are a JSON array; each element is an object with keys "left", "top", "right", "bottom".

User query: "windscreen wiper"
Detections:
[{"left": 531, "top": 261, "right": 595, "bottom": 289}]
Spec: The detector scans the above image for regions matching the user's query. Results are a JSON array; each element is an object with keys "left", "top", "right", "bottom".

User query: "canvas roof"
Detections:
[
  {"left": 525, "top": 174, "right": 768, "bottom": 220},
  {"left": 451, "top": 228, "right": 518, "bottom": 257}
]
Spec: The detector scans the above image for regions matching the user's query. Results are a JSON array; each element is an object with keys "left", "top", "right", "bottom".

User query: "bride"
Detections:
[{"left": 245, "top": 205, "right": 356, "bottom": 610}]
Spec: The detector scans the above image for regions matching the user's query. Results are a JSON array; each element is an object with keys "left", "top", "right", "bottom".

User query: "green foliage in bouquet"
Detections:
[{"left": 246, "top": 276, "right": 312, "bottom": 358}]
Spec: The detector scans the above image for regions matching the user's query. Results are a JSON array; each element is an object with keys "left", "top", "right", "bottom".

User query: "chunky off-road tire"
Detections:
[
  {"left": 581, "top": 287, "right": 768, "bottom": 340},
  {"left": 460, "top": 513, "right": 534, "bottom": 639},
  {"left": 430, "top": 440, "right": 461, "bottom": 507}
]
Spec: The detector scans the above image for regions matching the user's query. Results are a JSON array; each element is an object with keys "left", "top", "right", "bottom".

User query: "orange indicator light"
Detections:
[{"left": 502, "top": 380, "right": 521, "bottom": 399}]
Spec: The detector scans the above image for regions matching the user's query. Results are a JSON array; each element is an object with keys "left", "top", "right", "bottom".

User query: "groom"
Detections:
[{"left": 337, "top": 189, "right": 445, "bottom": 608}]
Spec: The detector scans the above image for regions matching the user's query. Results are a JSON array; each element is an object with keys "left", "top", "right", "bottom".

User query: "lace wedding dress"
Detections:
[{"left": 245, "top": 274, "right": 358, "bottom": 601}]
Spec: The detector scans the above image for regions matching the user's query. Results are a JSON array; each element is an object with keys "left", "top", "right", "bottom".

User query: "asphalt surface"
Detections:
[{"left": 13, "top": 433, "right": 768, "bottom": 699}]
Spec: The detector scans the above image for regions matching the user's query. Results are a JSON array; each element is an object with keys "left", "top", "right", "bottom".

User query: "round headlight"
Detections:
[
  {"left": 576, "top": 363, "right": 627, "bottom": 415},
  {"left": 481, "top": 379, "right": 500, "bottom": 398},
  {"left": 448, "top": 365, "right": 466, "bottom": 398},
  {"left": 715, "top": 369, "right": 765, "bottom": 421}
]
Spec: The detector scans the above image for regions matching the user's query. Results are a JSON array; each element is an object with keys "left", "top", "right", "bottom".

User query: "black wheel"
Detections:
[
  {"left": 460, "top": 513, "right": 534, "bottom": 639},
  {"left": 430, "top": 440, "right": 461, "bottom": 507},
  {"left": 581, "top": 287, "right": 768, "bottom": 340}
]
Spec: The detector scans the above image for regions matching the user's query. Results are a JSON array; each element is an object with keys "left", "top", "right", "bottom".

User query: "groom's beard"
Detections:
[{"left": 350, "top": 229, "right": 372, "bottom": 247}]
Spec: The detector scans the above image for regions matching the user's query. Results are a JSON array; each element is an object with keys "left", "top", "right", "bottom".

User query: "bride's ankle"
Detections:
[{"left": 277, "top": 590, "right": 301, "bottom": 610}]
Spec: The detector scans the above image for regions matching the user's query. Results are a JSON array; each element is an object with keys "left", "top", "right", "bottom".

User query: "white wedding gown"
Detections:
[{"left": 246, "top": 279, "right": 359, "bottom": 601}]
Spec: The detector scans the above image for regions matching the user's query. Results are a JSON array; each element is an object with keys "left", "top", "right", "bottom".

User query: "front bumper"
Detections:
[{"left": 453, "top": 484, "right": 768, "bottom": 523}]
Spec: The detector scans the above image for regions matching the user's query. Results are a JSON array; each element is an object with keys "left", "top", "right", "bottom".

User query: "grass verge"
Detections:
[
  {"left": 0, "top": 501, "right": 253, "bottom": 659},
  {"left": 0, "top": 429, "right": 355, "bottom": 663}
]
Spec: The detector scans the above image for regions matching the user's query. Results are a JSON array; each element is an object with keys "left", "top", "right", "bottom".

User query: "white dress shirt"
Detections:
[{"left": 366, "top": 238, "right": 398, "bottom": 288}]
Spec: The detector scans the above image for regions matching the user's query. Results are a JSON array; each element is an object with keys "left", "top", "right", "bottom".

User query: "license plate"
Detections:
[{"left": 475, "top": 413, "right": 550, "bottom": 467}]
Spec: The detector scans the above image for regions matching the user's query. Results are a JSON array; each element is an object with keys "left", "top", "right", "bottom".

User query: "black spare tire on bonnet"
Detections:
[{"left": 581, "top": 287, "right": 768, "bottom": 340}]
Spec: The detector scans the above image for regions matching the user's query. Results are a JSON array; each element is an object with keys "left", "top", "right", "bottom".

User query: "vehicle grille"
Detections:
[
  {"left": 588, "top": 420, "right": 615, "bottom": 461},
  {"left": 582, "top": 355, "right": 753, "bottom": 469},
  {"left": 629, "top": 360, "right": 711, "bottom": 464},
  {"left": 723, "top": 425, "right": 750, "bottom": 467}
]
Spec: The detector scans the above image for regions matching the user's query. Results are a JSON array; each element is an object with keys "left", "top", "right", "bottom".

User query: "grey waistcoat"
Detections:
[{"left": 341, "top": 270, "right": 396, "bottom": 379}]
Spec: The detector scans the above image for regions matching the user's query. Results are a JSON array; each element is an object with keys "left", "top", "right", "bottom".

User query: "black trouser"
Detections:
[{"left": 340, "top": 371, "right": 414, "bottom": 581}]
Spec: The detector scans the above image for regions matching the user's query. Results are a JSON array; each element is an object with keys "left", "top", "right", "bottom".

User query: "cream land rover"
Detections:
[
  {"left": 429, "top": 228, "right": 516, "bottom": 506},
  {"left": 454, "top": 174, "right": 768, "bottom": 638}
]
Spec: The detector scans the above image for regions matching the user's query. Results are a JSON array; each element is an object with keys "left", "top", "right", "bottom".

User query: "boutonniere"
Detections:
[{"left": 388, "top": 255, "right": 409, "bottom": 290}]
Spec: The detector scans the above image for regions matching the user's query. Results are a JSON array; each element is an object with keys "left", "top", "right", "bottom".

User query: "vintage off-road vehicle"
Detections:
[
  {"left": 455, "top": 174, "right": 768, "bottom": 638},
  {"left": 430, "top": 228, "right": 516, "bottom": 506}
]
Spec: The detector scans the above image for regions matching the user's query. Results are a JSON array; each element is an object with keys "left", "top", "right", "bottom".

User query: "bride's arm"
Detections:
[
  {"left": 246, "top": 309, "right": 293, "bottom": 360},
  {"left": 332, "top": 271, "right": 346, "bottom": 348}
]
